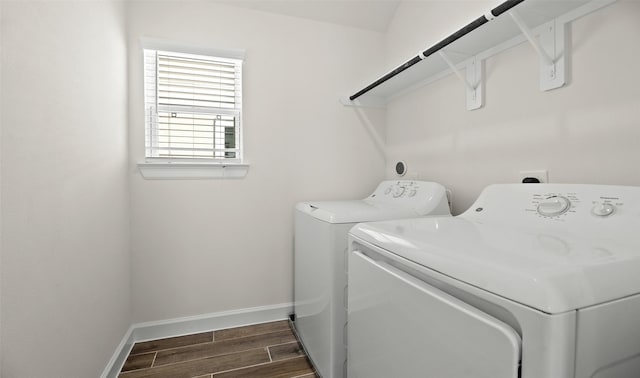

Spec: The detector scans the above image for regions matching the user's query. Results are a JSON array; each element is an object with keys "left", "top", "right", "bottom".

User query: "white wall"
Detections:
[
  {"left": 383, "top": 1, "right": 640, "bottom": 214},
  {"left": 0, "top": 2, "right": 130, "bottom": 377},
  {"left": 0, "top": 2, "right": 3, "bottom": 373},
  {"left": 127, "top": 2, "right": 385, "bottom": 322}
]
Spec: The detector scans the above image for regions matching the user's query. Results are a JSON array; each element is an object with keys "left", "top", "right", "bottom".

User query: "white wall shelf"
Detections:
[{"left": 341, "top": 0, "right": 617, "bottom": 110}]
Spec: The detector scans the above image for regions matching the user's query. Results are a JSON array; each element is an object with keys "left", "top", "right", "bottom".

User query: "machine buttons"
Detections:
[
  {"left": 591, "top": 202, "right": 615, "bottom": 217},
  {"left": 392, "top": 186, "right": 406, "bottom": 198},
  {"left": 380, "top": 182, "right": 421, "bottom": 198},
  {"left": 537, "top": 196, "right": 571, "bottom": 217}
]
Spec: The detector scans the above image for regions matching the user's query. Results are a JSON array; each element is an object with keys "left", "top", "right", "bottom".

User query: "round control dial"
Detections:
[
  {"left": 537, "top": 196, "right": 571, "bottom": 217},
  {"left": 591, "top": 202, "right": 615, "bottom": 217},
  {"left": 392, "top": 186, "right": 406, "bottom": 198}
]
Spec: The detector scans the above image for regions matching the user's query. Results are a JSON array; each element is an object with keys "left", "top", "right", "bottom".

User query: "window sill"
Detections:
[{"left": 137, "top": 161, "right": 249, "bottom": 180}]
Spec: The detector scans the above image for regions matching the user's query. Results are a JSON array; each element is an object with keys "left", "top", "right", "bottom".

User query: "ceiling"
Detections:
[{"left": 217, "top": 0, "right": 402, "bottom": 32}]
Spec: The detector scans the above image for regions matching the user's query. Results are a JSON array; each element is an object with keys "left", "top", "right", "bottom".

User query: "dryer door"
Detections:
[{"left": 348, "top": 251, "right": 521, "bottom": 378}]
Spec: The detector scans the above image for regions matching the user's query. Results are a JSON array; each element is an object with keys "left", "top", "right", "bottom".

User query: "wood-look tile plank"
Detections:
[
  {"left": 118, "top": 348, "right": 269, "bottom": 378},
  {"left": 131, "top": 332, "right": 213, "bottom": 355},
  {"left": 121, "top": 352, "right": 156, "bottom": 372},
  {"left": 154, "top": 329, "right": 296, "bottom": 366},
  {"left": 214, "top": 320, "right": 290, "bottom": 341},
  {"left": 212, "top": 356, "right": 313, "bottom": 378},
  {"left": 268, "top": 342, "right": 306, "bottom": 361}
]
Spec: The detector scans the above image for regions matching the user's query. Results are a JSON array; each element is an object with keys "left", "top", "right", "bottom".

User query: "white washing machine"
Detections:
[
  {"left": 348, "top": 184, "right": 640, "bottom": 378},
  {"left": 293, "top": 180, "right": 451, "bottom": 378}
]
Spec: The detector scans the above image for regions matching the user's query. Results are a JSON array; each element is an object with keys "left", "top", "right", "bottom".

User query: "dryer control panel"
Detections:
[
  {"left": 374, "top": 181, "right": 421, "bottom": 199},
  {"left": 366, "top": 180, "right": 451, "bottom": 217}
]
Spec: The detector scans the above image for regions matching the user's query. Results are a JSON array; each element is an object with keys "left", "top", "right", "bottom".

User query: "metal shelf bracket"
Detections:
[
  {"left": 509, "top": 10, "right": 567, "bottom": 91},
  {"left": 439, "top": 51, "right": 484, "bottom": 110}
]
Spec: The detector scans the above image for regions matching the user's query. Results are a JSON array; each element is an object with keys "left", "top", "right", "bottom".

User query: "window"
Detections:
[{"left": 143, "top": 49, "right": 243, "bottom": 163}]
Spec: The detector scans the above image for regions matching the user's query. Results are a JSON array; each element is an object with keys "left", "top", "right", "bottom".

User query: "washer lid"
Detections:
[
  {"left": 350, "top": 184, "right": 640, "bottom": 314},
  {"left": 296, "top": 201, "right": 422, "bottom": 224}
]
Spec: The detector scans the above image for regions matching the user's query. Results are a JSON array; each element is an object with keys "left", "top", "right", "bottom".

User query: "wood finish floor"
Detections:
[{"left": 119, "top": 320, "right": 316, "bottom": 378}]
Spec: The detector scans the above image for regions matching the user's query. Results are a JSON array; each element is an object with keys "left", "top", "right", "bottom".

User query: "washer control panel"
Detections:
[
  {"left": 529, "top": 191, "right": 626, "bottom": 220},
  {"left": 465, "top": 184, "right": 638, "bottom": 224},
  {"left": 531, "top": 192, "right": 581, "bottom": 218},
  {"left": 526, "top": 189, "right": 625, "bottom": 220}
]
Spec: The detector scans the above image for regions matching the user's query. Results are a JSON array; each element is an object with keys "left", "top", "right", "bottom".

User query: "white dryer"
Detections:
[
  {"left": 348, "top": 184, "right": 640, "bottom": 378},
  {"left": 293, "top": 180, "right": 451, "bottom": 378}
]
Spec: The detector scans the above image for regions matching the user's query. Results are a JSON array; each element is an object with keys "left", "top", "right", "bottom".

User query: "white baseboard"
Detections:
[
  {"left": 100, "top": 325, "right": 135, "bottom": 378},
  {"left": 101, "top": 302, "right": 293, "bottom": 378}
]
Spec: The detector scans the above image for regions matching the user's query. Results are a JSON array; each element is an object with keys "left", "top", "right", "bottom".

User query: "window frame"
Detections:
[{"left": 137, "top": 39, "right": 249, "bottom": 179}]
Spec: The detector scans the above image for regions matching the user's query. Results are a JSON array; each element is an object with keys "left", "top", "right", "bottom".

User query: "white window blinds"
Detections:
[{"left": 144, "top": 49, "right": 243, "bottom": 161}]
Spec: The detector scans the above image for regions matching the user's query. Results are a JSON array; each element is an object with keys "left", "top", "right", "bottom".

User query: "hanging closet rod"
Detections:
[{"left": 348, "top": 0, "right": 525, "bottom": 101}]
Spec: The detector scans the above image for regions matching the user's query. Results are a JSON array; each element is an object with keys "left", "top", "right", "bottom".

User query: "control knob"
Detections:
[
  {"left": 392, "top": 186, "right": 406, "bottom": 198},
  {"left": 537, "top": 196, "right": 571, "bottom": 217},
  {"left": 591, "top": 202, "right": 615, "bottom": 217}
]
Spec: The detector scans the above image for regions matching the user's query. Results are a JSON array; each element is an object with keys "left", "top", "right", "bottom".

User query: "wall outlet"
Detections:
[{"left": 519, "top": 170, "right": 548, "bottom": 183}]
